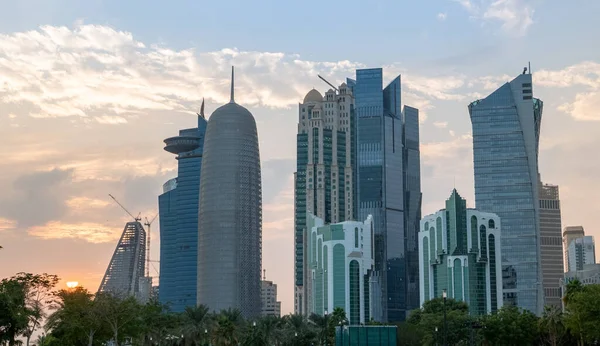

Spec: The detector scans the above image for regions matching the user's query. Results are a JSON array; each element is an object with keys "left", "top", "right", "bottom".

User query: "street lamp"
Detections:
[
  {"left": 324, "top": 310, "right": 328, "bottom": 346},
  {"left": 435, "top": 327, "right": 438, "bottom": 346},
  {"left": 442, "top": 289, "right": 447, "bottom": 346}
]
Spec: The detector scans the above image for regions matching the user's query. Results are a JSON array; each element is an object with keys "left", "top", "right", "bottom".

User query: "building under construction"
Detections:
[{"left": 98, "top": 198, "right": 153, "bottom": 302}]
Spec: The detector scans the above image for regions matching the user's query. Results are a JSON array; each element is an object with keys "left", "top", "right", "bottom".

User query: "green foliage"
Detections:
[
  {"left": 564, "top": 283, "right": 600, "bottom": 345},
  {"left": 480, "top": 305, "right": 540, "bottom": 345},
  {"left": 0, "top": 279, "right": 29, "bottom": 345},
  {"left": 4, "top": 271, "right": 600, "bottom": 346},
  {"left": 407, "top": 297, "right": 472, "bottom": 346}
]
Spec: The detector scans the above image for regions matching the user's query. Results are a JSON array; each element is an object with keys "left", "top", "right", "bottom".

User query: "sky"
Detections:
[{"left": 1, "top": 0, "right": 599, "bottom": 315}]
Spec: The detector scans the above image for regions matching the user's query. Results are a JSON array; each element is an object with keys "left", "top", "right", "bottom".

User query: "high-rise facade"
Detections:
[
  {"left": 99, "top": 222, "right": 147, "bottom": 300},
  {"left": 158, "top": 105, "right": 207, "bottom": 312},
  {"left": 419, "top": 190, "right": 503, "bottom": 315},
  {"left": 308, "top": 214, "right": 374, "bottom": 325},
  {"left": 294, "top": 84, "right": 356, "bottom": 315},
  {"left": 294, "top": 69, "right": 422, "bottom": 322},
  {"left": 351, "top": 68, "right": 422, "bottom": 322},
  {"left": 469, "top": 71, "right": 544, "bottom": 315},
  {"left": 538, "top": 180, "right": 564, "bottom": 308},
  {"left": 566, "top": 236, "right": 596, "bottom": 271},
  {"left": 261, "top": 275, "right": 281, "bottom": 317},
  {"left": 197, "top": 68, "right": 262, "bottom": 319},
  {"left": 563, "top": 226, "right": 585, "bottom": 270}
]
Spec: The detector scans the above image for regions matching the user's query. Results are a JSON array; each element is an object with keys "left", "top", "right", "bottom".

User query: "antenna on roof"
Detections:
[
  {"left": 230, "top": 66, "right": 235, "bottom": 103},
  {"left": 528, "top": 61, "right": 532, "bottom": 74},
  {"left": 523, "top": 67, "right": 528, "bottom": 75}
]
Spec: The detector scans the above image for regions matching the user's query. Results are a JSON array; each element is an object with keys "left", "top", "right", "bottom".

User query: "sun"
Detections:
[{"left": 66, "top": 281, "right": 79, "bottom": 288}]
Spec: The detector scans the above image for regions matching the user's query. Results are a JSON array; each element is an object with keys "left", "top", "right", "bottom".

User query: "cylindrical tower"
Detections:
[{"left": 197, "top": 67, "right": 262, "bottom": 318}]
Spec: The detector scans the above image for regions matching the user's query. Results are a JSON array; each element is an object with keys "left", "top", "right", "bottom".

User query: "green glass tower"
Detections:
[{"left": 419, "top": 190, "right": 502, "bottom": 315}]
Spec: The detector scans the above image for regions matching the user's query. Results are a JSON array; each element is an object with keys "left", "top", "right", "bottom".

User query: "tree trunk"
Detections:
[
  {"left": 26, "top": 334, "right": 31, "bottom": 346},
  {"left": 88, "top": 330, "right": 95, "bottom": 346}
]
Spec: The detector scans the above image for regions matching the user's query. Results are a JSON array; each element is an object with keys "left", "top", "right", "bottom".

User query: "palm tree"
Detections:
[
  {"left": 540, "top": 305, "right": 564, "bottom": 346},
  {"left": 309, "top": 313, "right": 329, "bottom": 345},
  {"left": 212, "top": 314, "right": 238, "bottom": 346},
  {"left": 180, "top": 305, "right": 211, "bottom": 345}
]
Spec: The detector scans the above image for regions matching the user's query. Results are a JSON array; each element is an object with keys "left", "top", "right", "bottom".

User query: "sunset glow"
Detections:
[{"left": 66, "top": 281, "right": 79, "bottom": 288}]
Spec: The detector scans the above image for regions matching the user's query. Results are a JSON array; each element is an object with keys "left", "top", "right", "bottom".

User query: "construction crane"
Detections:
[
  {"left": 144, "top": 214, "right": 158, "bottom": 277},
  {"left": 108, "top": 194, "right": 141, "bottom": 222}
]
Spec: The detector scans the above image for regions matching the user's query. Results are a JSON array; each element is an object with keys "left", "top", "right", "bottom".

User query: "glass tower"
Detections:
[
  {"left": 352, "top": 68, "right": 422, "bottom": 322},
  {"left": 419, "top": 190, "right": 503, "bottom": 315},
  {"left": 158, "top": 107, "right": 207, "bottom": 312},
  {"left": 469, "top": 72, "right": 544, "bottom": 315}
]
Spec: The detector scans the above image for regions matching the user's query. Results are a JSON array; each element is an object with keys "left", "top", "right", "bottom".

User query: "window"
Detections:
[
  {"left": 523, "top": 95, "right": 532, "bottom": 100},
  {"left": 522, "top": 83, "right": 532, "bottom": 87},
  {"left": 488, "top": 219, "right": 495, "bottom": 229}
]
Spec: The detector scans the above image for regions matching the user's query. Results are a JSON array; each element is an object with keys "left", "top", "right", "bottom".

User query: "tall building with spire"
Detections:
[
  {"left": 158, "top": 100, "right": 207, "bottom": 312},
  {"left": 469, "top": 70, "right": 544, "bottom": 315},
  {"left": 197, "top": 68, "right": 262, "bottom": 318}
]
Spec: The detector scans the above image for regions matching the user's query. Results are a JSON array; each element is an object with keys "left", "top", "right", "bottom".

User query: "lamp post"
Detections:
[
  {"left": 204, "top": 328, "right": 209, "bottom": 346},
  {"left": 324, "top": 310, "right": 328, "bottom": 346},
  {"left": 442, "top": 289, "right": 448, "bottom": 346},
  {"left": 435, "top": 327, "right": 438, "bottom": 346}
]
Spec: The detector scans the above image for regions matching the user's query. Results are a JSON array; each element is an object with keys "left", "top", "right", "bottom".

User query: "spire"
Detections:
[
  {"left": 197, "top": 98, "right": 205, "bottom": 119},
  {"left": 230, "top": 66, "right": 235, "bottom": 103}
]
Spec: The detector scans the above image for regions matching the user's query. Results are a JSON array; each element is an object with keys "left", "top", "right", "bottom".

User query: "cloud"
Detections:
[
  {"left": 0, "top": 168, "right": 74, "bottom": 228},
  {"left": 0, "top": 218, "right": 17, "bottom": 231},
  {"left": 453, "top": 0, "right": 536, "bottom": 36},
  {"left": 535, "top": 62, "right": 600, "bottom": 121},
  {"left": 437, "top": 13, "right": 448, "bottom": 20},
  {"left": 483, "top": 0, "right": 534, "bottom": 35},
  {"left": 559, "top": 92, "right": 600, "bottom": 121},
  {"left": 27, "top": 221, "right": 121, "bottom": 243},
  {"left": 433, "top": 121, "right": 448, "bottom": 128},
  {"left": 535, "top": 61, "right": 600, "bottom": 89},
  {"left": 66, "top": 197, "right": 111, "bottom": 210}
]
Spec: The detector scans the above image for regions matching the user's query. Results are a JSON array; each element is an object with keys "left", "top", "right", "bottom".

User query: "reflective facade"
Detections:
[
  {"left": 419, "top": 190, "right": 503, "bottom": 315},
  {"left": 538, "top": 180, "right": 564, "bottom": 308},
  {"left": 469, "top": 73, "right": 544, "bottom": 314},
  {"left": 294, "top": 84, "right": 356, "bottom": 315},
  {"left": 158, "top": 112, "right": 207, "bottom": 312},
  {"left": 308, "top": 214, "right": 374, "bottom": 324},
  {"left": 197, "top": 72, "right": 262, "bottom": 319},
  {"left": 352, "top": 68, "right": 422, "bottom": 322}
]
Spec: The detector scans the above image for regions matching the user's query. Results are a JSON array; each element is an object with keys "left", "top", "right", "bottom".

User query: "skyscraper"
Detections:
[
  {"left": 261, "top": 272, "right": 282, "bottom": 318},
  {"left": 563, "top": 226, "right": 585, "bottom": 270},
  {"left": 538, "top": 180, "right": 564, "bottom": 308},
  {"left": 469, "top": 71, "right": 544, "bottom": 314},
  {"left": 197, "top": 68, "right": 262, "bottom": 319},
  {"left": 308, "top": 213, "right": 374, "bottom": 324},
  {"left": 566, "top": 235, "right": 596, "bottom": 271},
  {"left": 419, "top": 190, "right": 503, "bottom": 315},
  {"left": 294, "top": 83, "right": 356, "bottom": 315},
  {"left": 158, "top": 103, "right": 207, "bottom": 312},
  {"left": 99, "top": 221, "right": 147, "bottom": 299},
  {"left": 351, "top": 68, "right": 422, "bottom": 322}
]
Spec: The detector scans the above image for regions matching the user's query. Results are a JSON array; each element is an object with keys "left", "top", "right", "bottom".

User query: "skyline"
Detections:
[{"left": 1, "top": 0, "right": 600, "bottom": 315}]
